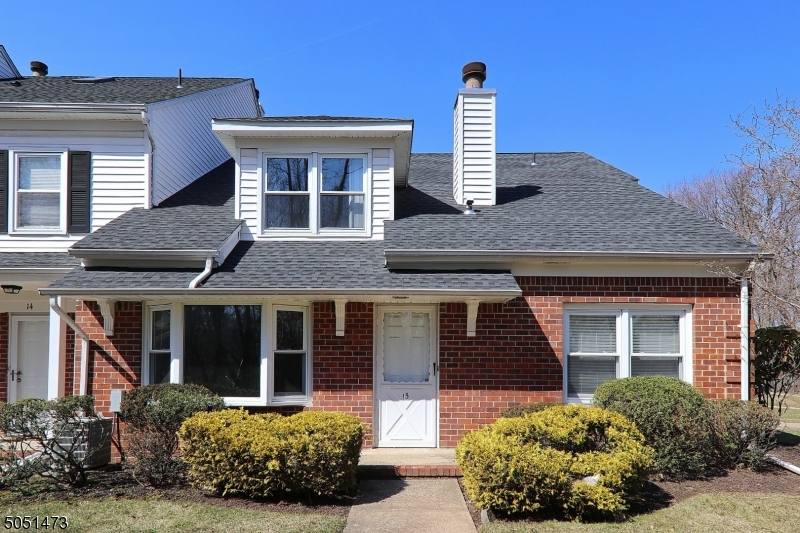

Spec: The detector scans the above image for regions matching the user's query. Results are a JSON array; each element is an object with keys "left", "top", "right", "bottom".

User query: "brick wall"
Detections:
[
  {"left": 0, "top": 313, "right": 7, "bottom": 403},
  {"left": 437, "top": 276, "right": 742, "bottom": 446}
]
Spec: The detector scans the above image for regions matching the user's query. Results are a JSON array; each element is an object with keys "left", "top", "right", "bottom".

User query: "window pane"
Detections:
[
  {"left": 569, "top": 315, "right": 617, "bottom": 354},
  {"left": 266, "top": 158, "right": 308, "bottom": 191},
  {"left": 632, "top": 316, "right": 680, "bottom": 354},
  {"left": 383, "top": 312, "right": 431, "bottom": 383},
  {"left": 321, "top": 158, "right": 363, "bottom": 192},
  {"left": 631, "top": 356, "right": 681, "bottom": 379},
  {"left": 151, "top": 310, "right": 170, "bottom": 351},
  {"left": 274, "top": 352, "right": 306, "bottom": 395},
  {"left": 320, "top": 195, "right": 365, "bottom": 229},
  {"left": 276, "top": 310, "right": 304, "bottom": 350},
  {"left": 184, "top": 305, "right": 262, "bottom": 397},
  {"left": 18, "top": 192, "right": 60, "bottom": 228},
  {"left": 19, "top": 155, "right": 61, "bottom": 190},
  {"left": 149, "top": 352, "right": 171, "bottom": 384},
  {"left": 568, "top": 355, "right": 618, "bottom": 396},
  {"left": 265, "top": 195, "right": 309, "bottom": 228}
]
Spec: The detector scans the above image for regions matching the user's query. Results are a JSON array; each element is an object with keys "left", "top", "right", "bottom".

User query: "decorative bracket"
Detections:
[
  {"left": 466, "top": 299, "right": 481, "bottom": 337},
  {"left": 333, "top": 299, "right": 348, "bottom": 337},
  {"left": 96, "top": 299, "right": 116, "bottom": 337}
]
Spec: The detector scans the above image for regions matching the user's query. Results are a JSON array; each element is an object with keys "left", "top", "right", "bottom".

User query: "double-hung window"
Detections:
[
  {"left": 263, "top": 153, "right": 367, "bottom": 234},
  {"left": 565, "top": 307, "right": 690, "bottom": 402},
  {"left": 16, "top": 153, "right": 63, "bottom": 230},
  {"left": 145, "top": 303, "right": 312, "bottom": 406}
]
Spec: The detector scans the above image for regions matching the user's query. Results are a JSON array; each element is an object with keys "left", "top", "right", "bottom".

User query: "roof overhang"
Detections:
[
  {"left": 0, "top": 102, "right": 146, "bottom": 120},
  {"left": 39, "top": 286, "right": 521, "bottom": 303},
  {"left": 383, "top": 249, "right": 767, "bottom": 269},
  {"left": 212, "top": 118, "right": 414, "bottom": 186}
]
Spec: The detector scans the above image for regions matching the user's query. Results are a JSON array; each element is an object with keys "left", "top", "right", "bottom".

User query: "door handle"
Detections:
[
  {"left": 9, "top": 369, "right": 14, "bottom": 382},
  {"left": 16, "top": 370, "right": 21, "bottom": 382},
  {"left": 433, "top": 363, "right": 438, "bottom": 375},
  {"left": 10, "top": 369, "right": 20, "bottom": 382}
]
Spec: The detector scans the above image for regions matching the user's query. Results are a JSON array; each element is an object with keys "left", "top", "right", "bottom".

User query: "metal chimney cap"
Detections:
[
  {"left": 462, "top": 62, "right": 486, "bottom": 85},
  {"left": 30, "top": 61, "right": 48, "bottom": 77}
]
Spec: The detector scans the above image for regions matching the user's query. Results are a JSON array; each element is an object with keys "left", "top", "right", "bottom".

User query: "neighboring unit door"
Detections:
[
  {"left": 376, "top": 307, "right": 438, "bottom": 447},
  {"left": 9, "top": 316, "right": 50, "bottom": 402}
]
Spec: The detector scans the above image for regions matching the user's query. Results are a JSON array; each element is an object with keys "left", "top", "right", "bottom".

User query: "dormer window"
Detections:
[{"left": 263, "top": 153, "right": 367, "bottom": 234}]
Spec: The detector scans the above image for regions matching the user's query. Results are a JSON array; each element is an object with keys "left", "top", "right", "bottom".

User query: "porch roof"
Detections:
[{"left": 41, "top": 241, "right": 522, "bottom": 300}]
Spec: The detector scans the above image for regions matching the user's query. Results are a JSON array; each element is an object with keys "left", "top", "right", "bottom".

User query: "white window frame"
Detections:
[
  {"left": 144, "top": 304, "right": 172, "bottom": 385},
  {"left": 9, "top": 151, "right": 68, "bottom": 234},
  {"left": 563, "top": 305, "right": 692, "bottom": 404},
  {"left": 143, "top": 300, "right": 313, "bottom": 407},
  {"left": 260, "top": 151, "right": 370, "bottom": 237},
  {"left": 268, "top": 303, "right": 312, "bottom": 405}
]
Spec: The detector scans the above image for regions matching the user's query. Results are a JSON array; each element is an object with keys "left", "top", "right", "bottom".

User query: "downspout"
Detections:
[
  {"left": 142, "top": 110, "right": 155, "bottom": 209},
  {"left": 740, "top": 278, "right": 750, "bottom": 401},
  {"left": 188, "top": 257, "right": 214, "bottom": 289},
  {"left": 49, "top": 297, "right": 90, "bottom": 396}
]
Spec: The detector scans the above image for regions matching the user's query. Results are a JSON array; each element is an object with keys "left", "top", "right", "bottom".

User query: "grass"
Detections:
[
  {"left": 2, "top": 498, "right": 345, "bottom": 533},
  {"left": 778, "top": 394, "right": 800, "bottom": 423},
  {"left": 480, "top": 493, "right": 800, "bottom": 533}
]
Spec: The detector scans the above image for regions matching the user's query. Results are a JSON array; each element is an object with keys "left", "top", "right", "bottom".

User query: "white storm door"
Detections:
[
  {"left": 9, "top": 316, "right": 50, "bottom": 402},
  {"left": 377, "top": 308, "right": 437, "bottom": 448}
]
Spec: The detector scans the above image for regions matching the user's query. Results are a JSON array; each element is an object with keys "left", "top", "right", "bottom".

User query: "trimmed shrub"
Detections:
[
  {"left": 178, "top": 409, "right": 363, "bottom": 499},
  {"left": 120, "top": 384, "right": 225, "bottom": 486},
  {"left": 499, "top": 401, "right": 562, "bottom": 418},
  {"left": 593, "top": 376, "right": 712, "bottom": 478},
  {"left": 709, "top": 399, "right": 779, "bottom": 470},
  {"left": 456, "top": 404, "right": 653, "bottom": 522}
]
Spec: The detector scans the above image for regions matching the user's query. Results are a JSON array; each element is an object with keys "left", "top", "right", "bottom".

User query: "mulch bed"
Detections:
[
  {"left": 458, "top": 459, "right": 800, "bottom": 529},
  {"left": 1, "top": 466, "right": 352, "bottom": 518}
]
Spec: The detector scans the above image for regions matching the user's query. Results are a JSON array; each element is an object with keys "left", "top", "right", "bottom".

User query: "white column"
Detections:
[
  {"left": 740, "top": 279, "right": 750, "bottom": 400},
  {"left": 47, "top": 298, "right": 69, "bottom": 399}
]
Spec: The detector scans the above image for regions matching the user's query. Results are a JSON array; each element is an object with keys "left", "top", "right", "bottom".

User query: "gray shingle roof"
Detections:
[
  {"left": 0, "top": 76, "right": 249, "bottom": 105},
  {"left": 385, "top": 153, "right": 759, "bottom": 255},
  {"left": 47, "top": 241, "right": 520, "bottom": 293},
  {"left": 71, "top": 160, "right": 240, "bottom": 253},
  {"left": 0, "top": 253, "right": 79, "bottom": 269}
]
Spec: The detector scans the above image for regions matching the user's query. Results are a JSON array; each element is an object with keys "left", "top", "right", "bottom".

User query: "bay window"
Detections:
[
  {"left": 144, "top": 302, "right": 312, "bottom": 405},
  {"left": 263, "top": 153, "right": 367, "bottom": 234},
  {"left": 565, "top": 307, "right": 690, "bottom": 402}
]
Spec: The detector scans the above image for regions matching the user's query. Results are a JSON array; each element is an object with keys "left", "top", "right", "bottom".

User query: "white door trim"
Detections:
[
  {"left": 373, "top": 304, "right": 439, "bottom": 448},
  {"left": 9, "top": 314, "right": 50, "bottom": 402}
]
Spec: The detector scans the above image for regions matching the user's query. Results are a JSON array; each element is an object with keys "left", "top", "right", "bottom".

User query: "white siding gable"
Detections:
[{"left": 147, "top": 81, "right": 259, "bottom": 205}]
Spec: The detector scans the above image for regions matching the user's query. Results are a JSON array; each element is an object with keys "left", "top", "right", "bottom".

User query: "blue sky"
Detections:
[{"left": 3, "top": 0, "right": 799, "bottom": 192}]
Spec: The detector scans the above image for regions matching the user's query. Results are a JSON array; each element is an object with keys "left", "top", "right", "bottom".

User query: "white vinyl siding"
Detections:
[
  {"left": 0, "top": 121, "right": 148, "bottom": 251},
  {"left": 564, "top": 307, "right": 691, "bottom": 403},
  {"left": 371, "top": 148, "right": 392, "bottom": 238},
  {"left": 453, "top": 90, "right": 496, "bottom": 206},
  {"left": 147, "top": 81, "right": 259, "bottom": 205}
]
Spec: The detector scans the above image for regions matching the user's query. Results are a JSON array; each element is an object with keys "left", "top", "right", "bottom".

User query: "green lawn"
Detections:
[
  {"left": 2, "top": 499, "right": 345, "bottom": 533},
  {"left": 779, "top": 394, "right": 800, "bottom": 423},
  {"left": 480, "top": 493, "right": 800, "bottom": 533}
]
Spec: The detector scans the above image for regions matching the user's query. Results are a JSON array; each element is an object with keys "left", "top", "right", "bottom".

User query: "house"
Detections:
[
  {"left": 35, "top": 61, "right": 758, "bottom": 450},
  {"left": 0, "top": 46, "right": 261, "bottom": 404}
]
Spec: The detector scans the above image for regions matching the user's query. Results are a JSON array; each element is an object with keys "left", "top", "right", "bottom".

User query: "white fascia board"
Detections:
[
  {"left": 39, "top": 287, "right": 522, "bottom": 302},
  {"left": 70, "top": 248, "right": 220, "bottom": 261},
  {"left": 384, "top": 249, "right": 765, "bottom": 268},
  {"left": 212, "top": 120, "right": 413, "bottom": 137},
  {"left": 217, "top": 225, "right": 242, "bottom": 265},
  {"left": 0, "top": 102, "right": 145, "bottom": 114}
]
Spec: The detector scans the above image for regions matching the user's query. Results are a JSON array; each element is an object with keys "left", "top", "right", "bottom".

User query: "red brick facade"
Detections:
[
  {"left": 0, "top": 313, "right": 8, "bottom": 403},
  {"left": 62, "top": 275, "right": 742, "bottom": 451}
]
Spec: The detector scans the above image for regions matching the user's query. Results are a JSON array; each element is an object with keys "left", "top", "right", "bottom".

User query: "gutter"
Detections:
[
  {"left": 49, "top": 297, "right": 90, "bottom": 396},
  {"left": 70, "top": 248, "right": 220, "bottom": 259},
  {"left": 0, "top": 102, "right": 145, "bottom": 113},
  {"left": 189, "top": 257, "right": 214, "bottom": 289},
  {"left": 384, "top": 249, "right": 768, "bottom": 263}
]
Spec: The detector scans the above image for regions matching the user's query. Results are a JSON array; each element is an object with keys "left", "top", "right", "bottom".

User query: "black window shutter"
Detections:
[
  {"left": 0, "top": 150, "right": 8, "bottom": 234},
  {"left": 67, "top": 151, "right": 91, "bottom": 234}
]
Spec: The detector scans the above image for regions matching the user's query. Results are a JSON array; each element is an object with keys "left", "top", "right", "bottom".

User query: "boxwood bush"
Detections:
[
  {"left": 120, "top": 383, "right": 225, "bottom": 486},
  {"left": 455, "top": 404, "right": 653, "bottom": 522},
  {"left": 593, "top": 376, "right": 712, "bottom": 479},
  {"left": 178, "top": 410, "right": 363, "bottom": 499}
]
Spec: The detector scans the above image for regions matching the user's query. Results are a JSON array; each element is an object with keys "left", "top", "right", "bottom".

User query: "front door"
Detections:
[
  {"left": 376, "top": 307, "right": 438, "bottom": 447},
  {"left": 9, "top": 316, "right": 49, "bottom": 402}
]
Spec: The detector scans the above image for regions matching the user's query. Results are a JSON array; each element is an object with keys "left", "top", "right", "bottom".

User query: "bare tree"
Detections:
[{"left": 666, "top": 95, "right": 800, "bottom": 328}]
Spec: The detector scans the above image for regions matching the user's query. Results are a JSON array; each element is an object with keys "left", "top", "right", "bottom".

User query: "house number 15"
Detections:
[{"left": 402, "top": 393, "right": 409, "bottom": 400}]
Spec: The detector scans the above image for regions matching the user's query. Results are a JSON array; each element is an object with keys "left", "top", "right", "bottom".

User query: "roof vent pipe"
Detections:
[
  {"left": 176, "top": 68, "right": 183, "bottom": 89},
  {"left": 30, "top": 61, "right": 48, "bottom": 77},
  {"left": 464, "top": 198, "right": 476, "bottom": 215},
  {"left": 462, "top": 62, "right": 486, "bottom": 89}
]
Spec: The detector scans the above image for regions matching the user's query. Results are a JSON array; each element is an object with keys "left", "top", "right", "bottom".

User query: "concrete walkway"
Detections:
[{"left": 344, "top": 478, "right": 476, "bottom": 533}]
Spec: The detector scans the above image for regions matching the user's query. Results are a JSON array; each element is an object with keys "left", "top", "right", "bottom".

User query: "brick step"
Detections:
[{"left": 358, "top": 464, "right": 462, "bottom": 478}]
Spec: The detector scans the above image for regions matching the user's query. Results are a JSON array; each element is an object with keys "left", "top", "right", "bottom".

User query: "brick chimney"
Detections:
[{"left": 453, "top": 62, "right": 496, "bottom": 206}]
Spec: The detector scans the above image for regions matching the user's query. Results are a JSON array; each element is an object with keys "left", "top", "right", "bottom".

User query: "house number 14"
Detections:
[{"left": 26, "top": 303, "right": 33, "bottom": 310}]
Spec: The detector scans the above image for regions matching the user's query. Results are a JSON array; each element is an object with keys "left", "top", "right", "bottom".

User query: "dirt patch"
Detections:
[
  {"left": 1, "top": 466, "right": 352, "bottom": 518},
  {"left": 458, "top": 465, "right": 800, "bottom": 528}
]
